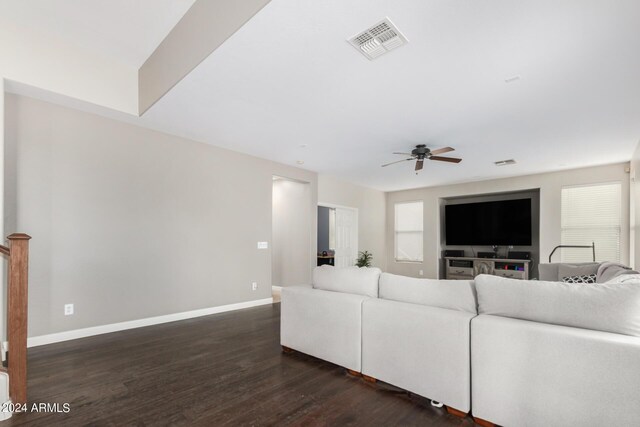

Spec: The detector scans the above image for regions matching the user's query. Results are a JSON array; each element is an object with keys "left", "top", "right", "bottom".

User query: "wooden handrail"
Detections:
[{"left": 2, "top": 233, "right": 31, "bottom": 405}]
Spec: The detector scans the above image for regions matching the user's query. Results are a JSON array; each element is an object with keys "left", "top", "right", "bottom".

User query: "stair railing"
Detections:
[{"left": 0, "top": 233, "right": 31, "bottom": 405}]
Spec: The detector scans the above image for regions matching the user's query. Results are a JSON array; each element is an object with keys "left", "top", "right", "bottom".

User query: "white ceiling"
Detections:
[
  {"left": 0, "top": 0, "right": 195, "bottom": 67},
  {"left": 5, "top": 0, "right": 640, "bottom": 192},
  {"left": 137, "top": 0, "right": 640, "bottom": 191}
]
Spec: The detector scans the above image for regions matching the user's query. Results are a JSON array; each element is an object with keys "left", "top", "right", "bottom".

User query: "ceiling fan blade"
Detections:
[
  {"left": 430, "top": 156, "right": 462, "bottom": 163},
  {"left": 392, "top": 152, "right": 413, "bottom": 156},
  {"left": 430, "top": 146, "right": 455, "bottom": 155},
  {"left": 381, "top": 158, "right": 414, "bottom": 167},
  {"left": 415, "top": 160, "right": 424, "bottom": 171}
]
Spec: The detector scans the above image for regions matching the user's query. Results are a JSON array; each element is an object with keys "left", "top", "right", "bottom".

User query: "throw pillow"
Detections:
[
  {"left": 562, "top": 274, "right": 596, "bottom": 284},
  {"left": 557, "top": 264, "right": 599, "bottom": 281}
]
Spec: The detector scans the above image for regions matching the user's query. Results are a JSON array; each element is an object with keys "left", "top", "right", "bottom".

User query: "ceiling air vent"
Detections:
[
  {"left": 494, "top": 159, "right": 517, "bottom": 166},
  {"left": 348, "top": 18, "right": 408, "bottom": 60}
]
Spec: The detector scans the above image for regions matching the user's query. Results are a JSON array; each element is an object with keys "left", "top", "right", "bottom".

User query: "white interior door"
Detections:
[{"left": 334, "top": 207, "right": 358, "bottom": 268}]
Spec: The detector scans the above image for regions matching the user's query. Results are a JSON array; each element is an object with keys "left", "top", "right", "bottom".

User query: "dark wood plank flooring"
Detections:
[{"left": 8, "top": 303, "right": 476, "bottom": 426}]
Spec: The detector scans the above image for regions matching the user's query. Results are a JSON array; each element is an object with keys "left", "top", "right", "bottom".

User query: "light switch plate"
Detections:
[
  {"left": 257, "top": 241, "right": 268, "bottom": 249},
  {"left": 64, "top": 304, "right": 74, "bottom": 316}
]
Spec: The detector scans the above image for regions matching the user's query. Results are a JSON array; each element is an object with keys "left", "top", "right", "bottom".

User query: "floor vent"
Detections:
[{"left": 348, "top": 18, "right": 408, "bottom": 60}]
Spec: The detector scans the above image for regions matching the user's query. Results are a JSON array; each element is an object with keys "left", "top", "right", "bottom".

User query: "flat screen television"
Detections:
[{"left": 445, "top": 199, "right": 532, "bottom": 246}]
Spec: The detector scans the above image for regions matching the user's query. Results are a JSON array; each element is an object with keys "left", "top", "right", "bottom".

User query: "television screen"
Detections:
[{"left": 445, "top": 199, "right": 532, "bottom": 246}]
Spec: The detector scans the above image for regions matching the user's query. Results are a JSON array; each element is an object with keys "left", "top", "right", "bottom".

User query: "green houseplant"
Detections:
[{"left": 356, "top": 251, "right": 373, "bottom": 268}]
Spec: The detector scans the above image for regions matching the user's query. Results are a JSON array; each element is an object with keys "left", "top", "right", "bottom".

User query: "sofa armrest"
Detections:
[
  {"left": 281, "top": 286, "right": 369, "bottom": 371},
  {"left": 537, "top": 263, "right": 560, "bottom": 281}
]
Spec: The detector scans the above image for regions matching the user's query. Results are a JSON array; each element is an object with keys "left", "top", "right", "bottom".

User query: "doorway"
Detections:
[
  {"left": 272, "top": 177, "right": 312, "bottom": 295},
  {"left": 317, "top": 204, "right": 358, "bottom": 268}
]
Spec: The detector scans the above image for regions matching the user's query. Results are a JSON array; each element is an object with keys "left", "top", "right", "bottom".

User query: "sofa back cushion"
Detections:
[
  {"left": 475, "top": 274, "right": 640, "bottom": 337},
  {"left": 379, "top": 273, "right": 477, "bottom": 314},
  {"left": 312, "top": 266, "right": 381, "bottom": 297}
]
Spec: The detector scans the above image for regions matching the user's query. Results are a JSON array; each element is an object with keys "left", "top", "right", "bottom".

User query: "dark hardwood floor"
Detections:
[{"left": 8, "top": 303, "right": 476, "bottom": 426}]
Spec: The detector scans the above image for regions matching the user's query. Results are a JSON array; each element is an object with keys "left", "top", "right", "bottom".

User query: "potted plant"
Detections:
[{"left": 356, "top": 251, "right": 373, "bottom": 268}]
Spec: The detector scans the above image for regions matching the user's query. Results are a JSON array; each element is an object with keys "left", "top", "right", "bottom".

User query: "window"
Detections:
[
  {"left": 561, "top": 182, "right": 621, "bottom": 263},
  {"left": 395, "top": 201, "right": 423, "bottom": 262}
]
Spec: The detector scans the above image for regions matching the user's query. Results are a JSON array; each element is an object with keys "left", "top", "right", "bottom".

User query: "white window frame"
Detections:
[
  {"left": 560, "top": 181, "right": 622, "bottom": 263},
  {"left": 395, "top": 201, "right": 424, "bottom": 263}
]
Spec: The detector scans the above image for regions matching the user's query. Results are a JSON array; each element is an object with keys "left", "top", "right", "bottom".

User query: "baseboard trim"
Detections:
[{"left": 26, "top": 297, "right": 274, "bottom": 348}]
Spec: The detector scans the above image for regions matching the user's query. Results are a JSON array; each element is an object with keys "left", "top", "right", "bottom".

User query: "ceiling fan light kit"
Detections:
[{"left": 382, "top": 144, "right": 462, "bottom": 172}]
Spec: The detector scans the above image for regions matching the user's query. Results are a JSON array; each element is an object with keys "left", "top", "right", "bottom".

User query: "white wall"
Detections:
[
  {"left": 386, "top": 163, "right": 630, "bottom": 279},
  {"left": 272, "top": 178, "right": 312, "bottom": 287},
  {"left": 318, "top": 175, "right": 386, "bottom": 270},
  {"left": 4, "top": 94, "right": 317, "bottom": 338},
  {"left": 0, "top": 22, "right": 137, "bottom": 114},
  {"left": 631, "top": 141, "right": 640, "bottom": 269}
]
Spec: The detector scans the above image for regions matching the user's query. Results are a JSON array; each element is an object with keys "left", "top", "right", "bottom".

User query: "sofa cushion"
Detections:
[
  {"left": 312, "top": 265, "right": 381, "bottom": 297},
  {"left": 475, "top": 274, "right": 640, "bottom": 337},
  {"left": 379, "top": 273, "right": 477, "bottom": 314}
]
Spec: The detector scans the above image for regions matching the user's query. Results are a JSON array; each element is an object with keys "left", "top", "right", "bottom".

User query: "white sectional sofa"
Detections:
[{"left": 281, "top": 266, "right": 640, "bottom": 426}]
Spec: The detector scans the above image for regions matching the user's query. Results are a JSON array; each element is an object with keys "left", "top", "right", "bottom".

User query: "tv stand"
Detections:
[{"left": 445, "top": 257, "right": 530, "bottom": 280}]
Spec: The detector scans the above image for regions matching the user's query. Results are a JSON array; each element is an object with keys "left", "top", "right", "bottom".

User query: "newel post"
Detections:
[{"left": 7, "top": 233, "right": 31, "bottom": 405}]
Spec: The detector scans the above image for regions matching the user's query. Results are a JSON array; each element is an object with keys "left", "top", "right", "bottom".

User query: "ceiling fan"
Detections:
[{"left": 382, "top": 144, "right": 462, "bottom": 172}]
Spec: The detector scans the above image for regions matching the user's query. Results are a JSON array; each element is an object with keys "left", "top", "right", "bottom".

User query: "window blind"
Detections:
[
  {"left": 395, "top": 201, "right": 423, "bottom": 262},
  {"left": 560, "top": 182, "right": 621, "bottom": 263}
]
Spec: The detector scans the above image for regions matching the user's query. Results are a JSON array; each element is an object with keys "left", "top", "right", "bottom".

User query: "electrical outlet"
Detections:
[
  {"left": 419, "top": 270, "right": 424, "bottom": 276},
  {"left": 252, "top": 282, "right": 258, "bottom": 291},
  {"left": 64, "top": 304, "right": 74, "bottom": 316}
]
